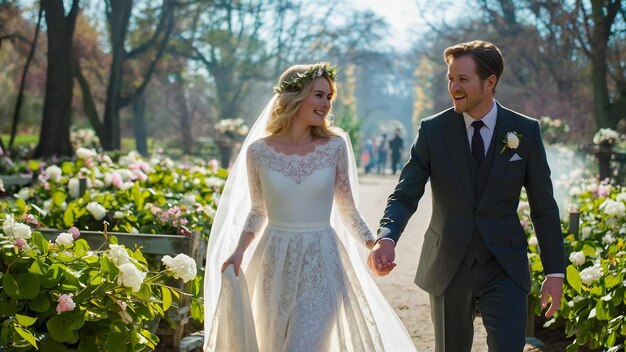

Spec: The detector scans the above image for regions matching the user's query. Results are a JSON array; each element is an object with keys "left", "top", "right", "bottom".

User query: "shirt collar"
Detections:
[{"left": 463, "top": 100, "right": 497, "bottom": 130}]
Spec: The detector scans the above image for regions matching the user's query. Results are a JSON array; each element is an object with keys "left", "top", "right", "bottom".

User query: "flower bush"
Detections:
[
  {"left": 214, "top": 118, "right": 249, "bottom": 141},
  {"left": 2, "top": 148, "right": 227, "bottom": 239},
  {"left": 539, "top": 116, "right": 569, "bottom": 145},
  {"left": 70, "top": 127, "right": 101, "bottom": 152},
  {"left": 0, "top": 213, "right": 203, "bottom": 350},
  {"left": 523, "top": 177, "right": 626, "bottom": 350},
  {"left": 593, "top": 128, "right": 622, "bottom": 146}
]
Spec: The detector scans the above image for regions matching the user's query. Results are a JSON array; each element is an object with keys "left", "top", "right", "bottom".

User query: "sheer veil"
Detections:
[{"left": 203, "top": 95, "right": 415, "bottom": 351}]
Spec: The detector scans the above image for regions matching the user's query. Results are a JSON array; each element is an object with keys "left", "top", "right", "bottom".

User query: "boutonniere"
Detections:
[{"left": 500, "top": 132, "right": 522, "bottom": 153}]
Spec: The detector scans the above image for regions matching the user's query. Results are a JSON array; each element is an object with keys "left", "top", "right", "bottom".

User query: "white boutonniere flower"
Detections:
[{"left": 500, "top": 132, "right": 522, "bottom": 153}]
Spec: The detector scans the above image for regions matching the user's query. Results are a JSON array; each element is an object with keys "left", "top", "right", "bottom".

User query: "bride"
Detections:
[{"left": 203, "top": 62, "right": 415, "bottom": 351}]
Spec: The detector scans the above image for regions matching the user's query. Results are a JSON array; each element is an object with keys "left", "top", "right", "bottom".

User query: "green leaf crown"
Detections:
[{"left": 273, "top": 63, "right": 338, "bottom": 94}]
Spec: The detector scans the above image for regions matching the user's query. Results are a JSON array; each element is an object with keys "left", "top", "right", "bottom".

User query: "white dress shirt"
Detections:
[{"left": 463, "top": 100, "right": 497, "bottom": 155}]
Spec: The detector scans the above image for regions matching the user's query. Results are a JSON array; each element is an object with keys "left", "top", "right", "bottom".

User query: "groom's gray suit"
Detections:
[{"left": 378, "top": 102, "right": 565, "bottom": 351}]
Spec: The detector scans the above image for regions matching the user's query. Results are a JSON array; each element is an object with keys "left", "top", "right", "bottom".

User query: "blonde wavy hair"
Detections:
[{"left": 266, "top": 63, "right": 339, "bottom": 138}]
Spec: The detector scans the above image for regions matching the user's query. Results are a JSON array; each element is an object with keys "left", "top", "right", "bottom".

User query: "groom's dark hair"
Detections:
[{"left": 443, "top": 40, "right": 504, "bottom": 94}]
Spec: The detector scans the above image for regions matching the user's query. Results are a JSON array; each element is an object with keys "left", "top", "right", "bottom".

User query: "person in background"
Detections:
[{"left": 389, "top": 128, "right": 404, "bottom": 175}]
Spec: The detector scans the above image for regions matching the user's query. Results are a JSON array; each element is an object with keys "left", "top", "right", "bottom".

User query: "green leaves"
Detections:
[
  {"left": 3, "top": 273, "right": 40, "bottom": 300},
  {"left": 566, "top": 265, "right": 582, "bottom": 293}
]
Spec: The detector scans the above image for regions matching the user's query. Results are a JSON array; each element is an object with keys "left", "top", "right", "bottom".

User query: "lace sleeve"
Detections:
[
  {"left": 334, "top": 138, "right": 375, "bottom": 242},
  {"left": 241, "top": 145, "right": 267, "bottom": 234}
]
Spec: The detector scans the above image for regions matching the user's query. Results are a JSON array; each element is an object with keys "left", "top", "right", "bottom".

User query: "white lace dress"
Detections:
[{"left": 241, "top": 136, "right": 384, "bottom": 351}]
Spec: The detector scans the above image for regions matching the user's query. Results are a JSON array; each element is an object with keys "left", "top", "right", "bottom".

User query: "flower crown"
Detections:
[{"left": 273, "top": 63, "right": 338, "bottom": 94}]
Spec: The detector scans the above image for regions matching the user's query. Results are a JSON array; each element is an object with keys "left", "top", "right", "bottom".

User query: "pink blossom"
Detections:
[
  {"left": 19, "top": 214, "right": 39, "bottom": 226},
  {"left": 208, "top": 159, "right": 219, "bottom": 174},
  {"left": 520, "top": 219, "right": 529, "bottom": 230},
  {"left": 56, "top": 294, "right": 76, "bottom": 314},
  {"left": 111, "top": 172, "right": 123, "bottom": 188},
  {"left": 14, "top": 238, "right": 26, "bottom": 249},
  {"left": 67, "top": 226, "right": 80, "bottom": 240}
]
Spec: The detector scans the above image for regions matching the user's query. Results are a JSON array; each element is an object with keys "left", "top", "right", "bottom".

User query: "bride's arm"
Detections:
[
  {"left": 222, "top": 146, "right": 268, "bottom": 275},
  {"left": 334, "top": 138, "right": 375, "bottom": 249}
]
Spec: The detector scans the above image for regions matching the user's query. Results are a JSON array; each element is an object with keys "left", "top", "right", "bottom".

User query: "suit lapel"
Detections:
[
  {"left": 443, "top": 112, "right": 476, "bottom": 206},
  {"left": 477, "top": 104, "right": 519, "bottom": 210}
]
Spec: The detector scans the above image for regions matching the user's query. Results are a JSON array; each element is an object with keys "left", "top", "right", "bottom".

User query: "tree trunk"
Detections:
[
  {"left": 102, "top": 0, "right": 132, "bottom": 151},
  {"left": 132, "top": 90, "right": 148, "bottom": 156},
  {"left": 173, "top": 73, "right": 193, "bottom": 155},
  {"left": 10, "top": 1, "right": 43, "bottom": 151},
  {"left": 36, "top": 0, "right": 79, "bottom": 158},
  {"left": 74, "top": 57, "right": 105, "bottom": 143},
  {"left": 589, "top": 0, "right": 611, "bottom": 129}
]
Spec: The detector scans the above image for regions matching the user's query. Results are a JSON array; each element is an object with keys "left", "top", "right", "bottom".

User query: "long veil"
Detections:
[{"left": 203, "top": 95, "right": 415, "bottom": 351}]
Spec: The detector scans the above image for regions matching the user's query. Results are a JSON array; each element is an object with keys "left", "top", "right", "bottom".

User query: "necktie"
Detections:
[{"left": 471, "top": 120, "right": 485, "bottom": 166}]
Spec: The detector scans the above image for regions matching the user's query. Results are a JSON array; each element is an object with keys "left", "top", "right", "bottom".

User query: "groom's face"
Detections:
[{"left": 447, "top": 55, "right": 492, "bottom": 118}]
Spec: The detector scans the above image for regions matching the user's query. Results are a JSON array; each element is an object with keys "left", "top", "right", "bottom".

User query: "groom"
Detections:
[{"left": 368, "top": 40, "right": 565, "bottom": 351}]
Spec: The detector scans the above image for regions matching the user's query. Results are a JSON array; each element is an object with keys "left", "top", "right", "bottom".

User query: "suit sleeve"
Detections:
[
  {"left": 524, "top": 121, "right": 565, "bottom": 275},
  {"left": 377, "top": 120, "right": 431, "bottom": 243}
]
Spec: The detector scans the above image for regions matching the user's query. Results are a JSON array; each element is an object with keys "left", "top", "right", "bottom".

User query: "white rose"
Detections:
[
  {"left": 506, "top": 132, "right": 520, "bottom": 149},
  {"left": 45, "top": 165, "right": 63, "bottom": 181},
  {"left": 569, "top": 186, "right": 581, "bottom": 197},
  {"left": 568, "top": 251, "right": 585, "bottom": 266},
  {"left": 161, "top": 254, "right": 197, "bottom": 283},
  {"left": 113, "top": 211, "right": 126, "bottom": 219},
  {"left": 76, "top": 147, "right": 97, "bottom": 159},
  {"left": 580, "top": 264, "right": 603, "bottom": 285},
  {"left": 55, "top": 232, "right": 74, "bottom": 246},
  {"left": 2, "top": 215, "right": 32, "bottom": 240},
  {"left": 86, "top": 202, "right": 107, "bottom": 220},
  {"left": 600, "top": 199, "right": 626, "bottom": 217},
  {"left": 16, "top": 187, "right": 31, "bottom": 200},
  {"left": 581, "top": 227, "right": 592, "bottom": 240},
  {"left": 602, "top": 233, "right": 616, "bottom": 244},
  {"left": 616, "top": 192, "right": 626, "bottom": 203},
  {"left": 182, "top": 193, "right": 197, "bottom": 206},
  {"left": 117, "top": 263, "right": 146, "bottom": 292},
  {"left": 108, "top": 244, "right": 131, "bottom": 266},
  {"left": 68, "top": 178, "right": 80, "bottom": 198},
  {"left": 528, "top": 236, "right": 538, "bottom": 247}
]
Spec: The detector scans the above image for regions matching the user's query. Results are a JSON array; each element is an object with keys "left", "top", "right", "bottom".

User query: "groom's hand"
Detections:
[
  {"left": 541, "top": 276, "right": 564, "bottom": 317},
  {"left": 368, "top": 240, "right": 396, "bottom": 276}
]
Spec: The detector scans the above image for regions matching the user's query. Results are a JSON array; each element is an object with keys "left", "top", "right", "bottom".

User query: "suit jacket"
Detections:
[{"left": 377, "top": 103, "right": 565, "bottom": 295}]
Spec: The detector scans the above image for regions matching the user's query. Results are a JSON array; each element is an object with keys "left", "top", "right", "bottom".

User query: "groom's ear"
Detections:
[{"left": 484, "top": 74, "right": 497, "bottom": 94}]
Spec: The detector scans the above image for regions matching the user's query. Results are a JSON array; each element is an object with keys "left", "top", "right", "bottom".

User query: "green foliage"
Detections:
[
  {"left": 0, "top": 215, "right": 203, "bottom": 351},
  {"left": 523, "top": 178, "right": 626, "bottom": 349},
  {"left": 333, "top": 112, "right": 363, "bottom": 157}
]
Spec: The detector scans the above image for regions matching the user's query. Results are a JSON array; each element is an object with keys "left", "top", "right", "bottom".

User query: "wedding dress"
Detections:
[
  {"left": 204, "top": 97, "right": 415, "bottom": 352},
  {"left": 244, "top": 136, "right": 383, "bottom": 351}
]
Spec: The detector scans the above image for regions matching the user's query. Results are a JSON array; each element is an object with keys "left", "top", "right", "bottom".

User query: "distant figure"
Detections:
[
  {"left": 363, "top": 138, "right": 375, "bottom": 174},
  {"left": 377, "top": 134, "right": 388, "bottom": 174},
  {"left": 389, "top": 128, "right": 404, "bottom": 175}
]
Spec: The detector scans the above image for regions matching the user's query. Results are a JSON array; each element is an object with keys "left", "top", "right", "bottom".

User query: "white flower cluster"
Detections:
[
  {"left": 214, "top": 118, "right": 249, "bottom": 137},
  {"left": 2, "top": 214, "right": 32, "bottom": 240},
  {"left": 76, "top": 147, "right": 98, "bottom": 159},
  {"left": 569, "top": 251, "right": 586, "bottom": 266},
  {"left": 161, "top": 253, "right": 197, "bottom": 283},
  {"left": 86, "top": 202, "right": 107, "bottom": 220},
  {"left": 593, "top": 128, "right": 621, "bottom": 145},
  {"left": 580, "top": 264, "right": 603, "bottom": 285},
  {"left": 108, "top": 244, "right": 146, "bottom": 292},
  {"left": 55, "top": 232, "right": 74, "bottom": 247},
  {"left": 599, "top": 199, "right": 626, "bottom": 217}
]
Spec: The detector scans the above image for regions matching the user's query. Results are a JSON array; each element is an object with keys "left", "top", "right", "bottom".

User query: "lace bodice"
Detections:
[{"left": 242, "top": 136, "right": 374, "bottom": 242}]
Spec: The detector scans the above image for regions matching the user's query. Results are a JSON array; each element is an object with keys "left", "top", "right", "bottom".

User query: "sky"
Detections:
[
  {"left": 347, "top": 0, "right": 463, "bottom": 51},
  {"left": 346, "top": 0, "right": 421, "bottom": 50}
]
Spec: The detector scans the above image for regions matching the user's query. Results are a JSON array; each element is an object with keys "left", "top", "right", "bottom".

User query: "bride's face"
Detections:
[{"left": 294, "top": 77, "right": 333, "bottom": 127}]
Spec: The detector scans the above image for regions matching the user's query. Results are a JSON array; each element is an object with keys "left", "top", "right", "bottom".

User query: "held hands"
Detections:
[
  {"left": 541, "top": 276, "right": 564, "bottom": 317},
  {"left": 221, "top": 248, "right": 244, "bottom": 276},
  {"left": 367, "top": 240, "right": 397, "bottom": 276}
]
